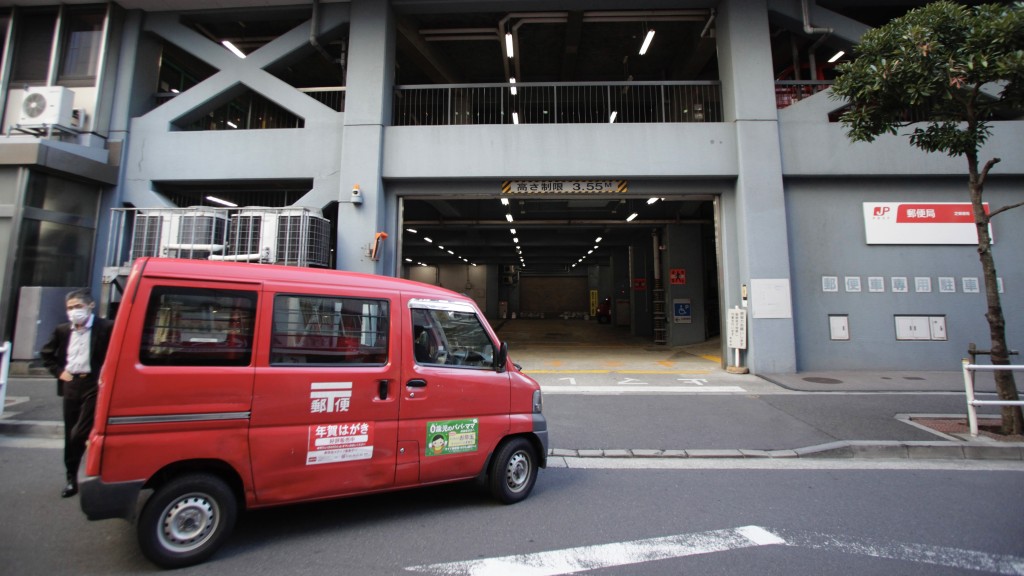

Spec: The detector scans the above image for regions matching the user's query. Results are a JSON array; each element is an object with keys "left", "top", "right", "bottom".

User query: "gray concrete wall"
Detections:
[
  {"left": 664, "top": 223, "right": 707, "bottom": 345},
  {"left": 786, "top": 178, "right": 1024, "bottom": 371}
]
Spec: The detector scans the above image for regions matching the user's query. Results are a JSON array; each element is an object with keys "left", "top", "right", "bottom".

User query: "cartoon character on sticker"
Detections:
[{"left": 430, "top": 434, "right": 447, "bottom": 455}]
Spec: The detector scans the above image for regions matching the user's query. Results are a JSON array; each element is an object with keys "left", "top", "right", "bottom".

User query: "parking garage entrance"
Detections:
[{"left": 397, "top": 192, "right": 722, "bottom": 350}]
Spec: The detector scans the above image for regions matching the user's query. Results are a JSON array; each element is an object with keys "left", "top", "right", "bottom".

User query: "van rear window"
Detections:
[
  {"left": 271, "top": 295, "right": 389, "bottom": 365},
  {"left": 140, "top": 287, "right": 256, "bottom": 366}
]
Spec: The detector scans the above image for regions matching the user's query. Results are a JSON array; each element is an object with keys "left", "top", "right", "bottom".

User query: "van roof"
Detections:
[{"left": 134, "top": 258, "right": 469, "bottom": 301}]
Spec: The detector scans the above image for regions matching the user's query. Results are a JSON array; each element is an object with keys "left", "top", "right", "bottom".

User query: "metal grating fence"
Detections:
[{"left": 393, "top": 81, "right": 723, "bottom": 126}]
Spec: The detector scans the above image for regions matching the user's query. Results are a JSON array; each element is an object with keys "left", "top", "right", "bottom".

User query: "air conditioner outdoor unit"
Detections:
[
  {"left": 215, "top": 207, "right": 330, "bottom": 268},
  {"left": 18, "top": 86, "right": 75, "bottom": 126},
  {"left": 130, "top": 208, "right": 227, "bottom": 261}
]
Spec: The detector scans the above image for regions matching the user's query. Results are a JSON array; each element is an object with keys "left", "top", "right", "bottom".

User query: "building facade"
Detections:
[{"left": 1, "top": 0, "right": 1021, "bottom": 373}]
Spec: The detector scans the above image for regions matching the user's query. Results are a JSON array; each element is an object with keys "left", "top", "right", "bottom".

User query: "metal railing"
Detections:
[
  {"left": 775, "top": 80, "right": 832, "bottom": 109},
  {"left": 393, "top": 81, "right": 723, "bottom": 126},
  {"left": 960, "top": 359, "right": 1024, "bottom": 437}
]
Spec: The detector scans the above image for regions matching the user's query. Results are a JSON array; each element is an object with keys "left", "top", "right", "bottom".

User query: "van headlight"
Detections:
[{"left": 532, "top": 390, "right": 543, "bottom": 413}]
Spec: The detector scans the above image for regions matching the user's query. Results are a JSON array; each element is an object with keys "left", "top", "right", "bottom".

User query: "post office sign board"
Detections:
[{"left": 863, "top": 202, "right": 991, "bottom": 245}]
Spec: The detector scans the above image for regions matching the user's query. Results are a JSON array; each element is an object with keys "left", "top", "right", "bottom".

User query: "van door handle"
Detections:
[
  {"left": 406, "top": 379, "right": 427, "bottom": 388},
  {"left": 378, "top": 379, "right": 389, "bottom": 400}
]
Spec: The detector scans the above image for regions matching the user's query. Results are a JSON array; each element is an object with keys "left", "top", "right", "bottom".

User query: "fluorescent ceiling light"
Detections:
[
  {"left": 222, "top": 40, "right": 246, "bottom": 59},
  {"left": 828, "top": 50, "right": 845, "bottom": 63},
  {"left": 512, "top": 111, "right": 519, "bottom": 125},
  {"left": 206, "top": 195, "right": 237, "bottom": 207},
  {"left": 501, "top": 198, "right": 510, "bottom": 206},
  {"left": 226, "top": 121, "right": 238, "bottom": 129},
  {"left": 404, "top": 258, "right": 412, "bottom": 262},
  {"left": 647, "top": 197, "right": 660, "bottom": 204},
  {"left": 509, "top": 77, "right": 517, "bottom": 96},
  {"left": 595, "top": 236, "right": 602, "bottom": 243},
  {"left": 510, "top": 228, "right": 517, "bottom": 235},
  {"left": 609, "top": 111, "right": 618, "bottom": 123},
  {"left": 513, "top": 237, "right": 519, "bottom": 244},
  {"left": 424, "top": 237, "right": 433, "bottom": 243},
  {"left": 505, "top": 214, "right": 514, "bottom": 223},
  {"left": 406, "top": 228, "right": 418, "bottom": 234},
  {"left": 639, "top": 29, "right": 655, "bottom": 55},
  {"left": 626, "top": 212, "right": 639, "bottom": 222},
  {"left": 588, "top": 249, "right": 594, "bottom": 254},
  {"left": 505, "top": 33, "right": 514, "bottom": 58},
  {"left": 447, "top": 250, "right": 454, "bottom": 255},
  {"left": 438, "top": 245, "right": 445, "bottom": 250}
]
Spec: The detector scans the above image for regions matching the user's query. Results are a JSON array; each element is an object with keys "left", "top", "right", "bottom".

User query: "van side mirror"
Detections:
[{"left": 496, "top": 341, "right": 509, "bottom": 373}]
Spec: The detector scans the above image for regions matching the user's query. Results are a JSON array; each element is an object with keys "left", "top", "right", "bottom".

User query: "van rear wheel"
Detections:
[
  {"left": 488, "top": 437, "right": 538, "bottom": 504},
  {"left": 137, "top": 473, "right": 237, "bottom": 568}
]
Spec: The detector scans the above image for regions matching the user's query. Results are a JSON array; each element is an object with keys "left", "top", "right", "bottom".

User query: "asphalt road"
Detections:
[{"left": 1, "top": 439, "right": 1022, "bottom": 575}]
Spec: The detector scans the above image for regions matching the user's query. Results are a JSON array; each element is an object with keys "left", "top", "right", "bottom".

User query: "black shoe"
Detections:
[{"left": 61, "top": 482, "right": 78, "bottom": 498}]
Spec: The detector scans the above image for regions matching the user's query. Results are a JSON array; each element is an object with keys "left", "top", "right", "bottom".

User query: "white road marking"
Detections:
[
  {"left": 776, "top": 529, "right": 1024, "bottom": 576},
  {"left": 407, "top": 525, "right": 1024, "bottom": 576},
  {"left": 406, "top": 525, "right": 782, "bottom": 576},
  {"left": 541, "top": 385, "right": 746, "bottom": 394},
  {"left": 0, "top": 436, "right": 63, "bottom": 449}
]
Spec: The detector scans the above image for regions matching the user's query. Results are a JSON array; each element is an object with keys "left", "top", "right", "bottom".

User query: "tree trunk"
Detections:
[{"left": 967, "top": 151, "right": 1023, "bottom": 436}]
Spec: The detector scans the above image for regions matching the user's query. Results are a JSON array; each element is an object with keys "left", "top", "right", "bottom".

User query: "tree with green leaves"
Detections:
[{"left": 830, "top": 0, "right": 1024, "bottom": 434}]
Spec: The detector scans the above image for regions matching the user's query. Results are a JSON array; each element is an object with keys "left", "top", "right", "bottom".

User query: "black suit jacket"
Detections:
[{"left": 40, "top": 316, "right": 115, "bottom": 397}]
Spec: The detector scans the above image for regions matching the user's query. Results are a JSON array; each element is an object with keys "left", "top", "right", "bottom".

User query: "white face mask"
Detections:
[{"left": 68, "top": 308, "right": 91, "bottom": 326}]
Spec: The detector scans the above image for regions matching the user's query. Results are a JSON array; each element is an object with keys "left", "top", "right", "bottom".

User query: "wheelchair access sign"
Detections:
[{"left": 673, "top": 299, "right": 692, "bottom": 324}]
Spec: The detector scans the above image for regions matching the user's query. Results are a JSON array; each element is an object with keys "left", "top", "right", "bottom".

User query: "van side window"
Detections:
[
  {"left": 271, "top": 295, "right": 389, "bottom": 365},
  {"left": 411, "top": 307, "right": 494, "bottom": 368},
  {"left": 140, "top": 287, "right": 256, "bottom": 366}
]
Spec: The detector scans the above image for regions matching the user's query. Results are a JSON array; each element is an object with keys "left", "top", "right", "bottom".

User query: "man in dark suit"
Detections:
[{"left": 40, "top": 289, "right": 115, "bottom": 498}]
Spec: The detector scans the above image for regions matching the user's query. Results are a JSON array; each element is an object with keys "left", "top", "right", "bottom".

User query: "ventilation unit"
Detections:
[
  {"left": 214, "top": 207, "right": 330, "bottom": 267},
  {"left": 18, "top": 87, "right": 75, "bottom": 126},
  {"left": 129, "top": 208, "right": 228, "bottom": 261}
]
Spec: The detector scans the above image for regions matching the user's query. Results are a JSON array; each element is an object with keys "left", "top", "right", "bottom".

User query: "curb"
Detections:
[
  {"left": 550, "top": 440, "right": 1024, "bottom": 461},
  {"left": 5, "top": 421, "right": 1023, "bottom": 460},
  {"left": 0, "top": 420, "right": 63, "bottom": 439}
]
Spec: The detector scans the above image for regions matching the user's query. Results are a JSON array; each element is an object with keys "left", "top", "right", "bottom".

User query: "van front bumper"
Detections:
[
  {"left": 534, "top": 413, "right": 549, "bottom": 467},
  {"left": 78, "top": 472, "right": 147, "bottom": 521}
]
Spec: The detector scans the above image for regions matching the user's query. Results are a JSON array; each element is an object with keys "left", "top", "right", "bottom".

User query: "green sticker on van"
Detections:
[{"left": 425, "top": 418, "right": 479, "bottom": 456}]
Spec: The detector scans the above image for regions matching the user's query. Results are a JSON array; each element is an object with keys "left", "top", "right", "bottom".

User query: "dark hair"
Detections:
[{"left": 65, "top": 289, "right": 94, "bottom": 305}]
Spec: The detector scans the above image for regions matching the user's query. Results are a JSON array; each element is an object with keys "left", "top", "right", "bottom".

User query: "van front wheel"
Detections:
[
  {"left": 489, "top": 437, "right": 538, "bottom": 504},
  {"left": 137, "top": 473, "right": 237, "bottom": 569}
]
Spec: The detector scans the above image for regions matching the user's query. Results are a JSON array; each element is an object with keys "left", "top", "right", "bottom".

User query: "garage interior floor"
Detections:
[{"left": 493, "top": 318, "right": 724, "bottom": 374}]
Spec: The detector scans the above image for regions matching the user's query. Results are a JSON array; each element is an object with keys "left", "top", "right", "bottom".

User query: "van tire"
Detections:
[
  {"left": 137, "top": 473, "right": 237, "bottom": 568},
  {"left": 488, "top": 437, "right": 537, "bottom": 504}
]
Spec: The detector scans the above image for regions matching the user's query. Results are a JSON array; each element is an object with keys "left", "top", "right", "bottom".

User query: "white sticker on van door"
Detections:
[
  {"left": 310, "top": 382, "right": 352, "bottom": 414},
  {"left": 306, "top": 422, "right": 373, "bottom": 465}
]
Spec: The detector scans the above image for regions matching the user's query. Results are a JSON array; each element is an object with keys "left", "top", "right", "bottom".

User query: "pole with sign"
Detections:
[{"left": 726, "top": 307, "right": 749, "bottom": 374}]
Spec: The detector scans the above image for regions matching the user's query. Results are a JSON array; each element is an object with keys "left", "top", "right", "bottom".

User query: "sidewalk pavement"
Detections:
[{"left": 3, "top": 371, "right": 1023, "bottom": 461}]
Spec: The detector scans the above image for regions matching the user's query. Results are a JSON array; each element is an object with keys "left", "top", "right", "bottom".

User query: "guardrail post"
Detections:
[
  {"left": 962, "top": 358, "right": 980, "bottom": 437},
  {"left": 0, "top": 341, "right": 11, "bottom": 418}
]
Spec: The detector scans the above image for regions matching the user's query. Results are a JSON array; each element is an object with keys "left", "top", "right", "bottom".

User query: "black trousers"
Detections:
[{"left": 62, "top": 378, "right": 98, "bottom": 483}]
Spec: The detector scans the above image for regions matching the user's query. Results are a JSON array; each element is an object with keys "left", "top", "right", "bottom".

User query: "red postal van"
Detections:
[{"left": 79, "top": 258, "right": 548, "bottom": 568}]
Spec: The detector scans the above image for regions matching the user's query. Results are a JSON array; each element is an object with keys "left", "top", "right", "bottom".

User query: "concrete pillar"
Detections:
[
  {"left": 336, "top": 0, "right": 395, "bottom": 273},
  {"left": 717, "top": 0, "right": 797, "bottom": 373}
]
